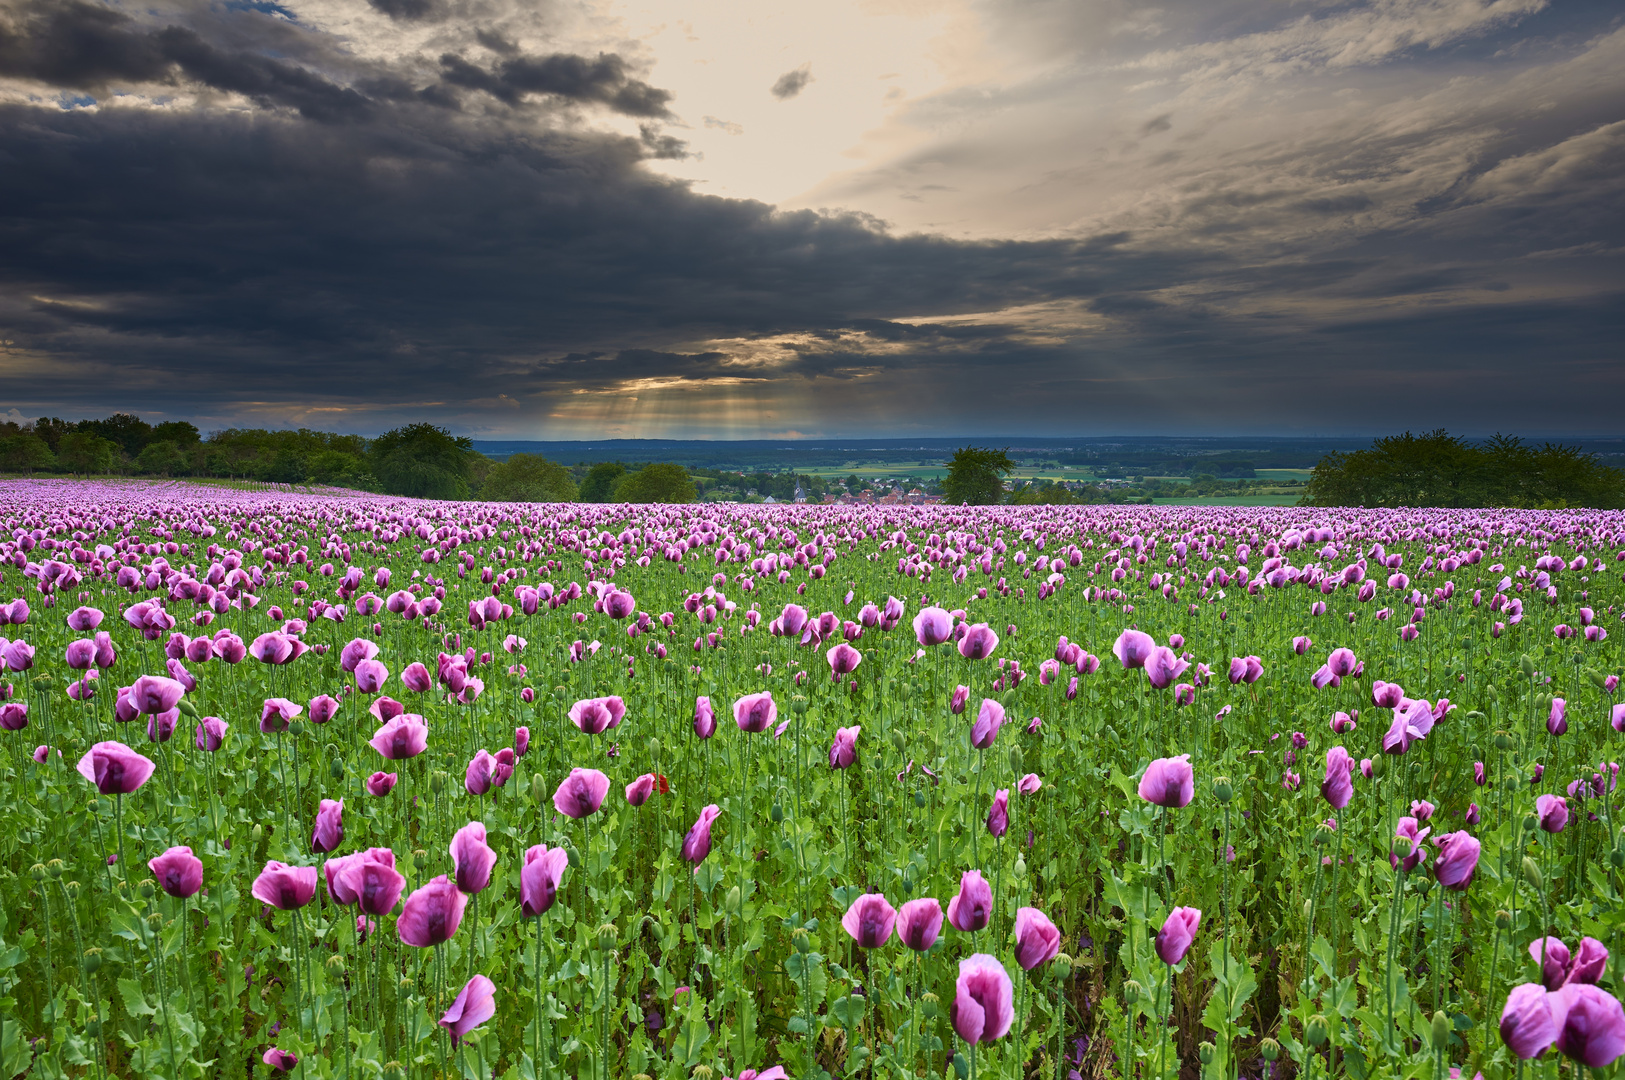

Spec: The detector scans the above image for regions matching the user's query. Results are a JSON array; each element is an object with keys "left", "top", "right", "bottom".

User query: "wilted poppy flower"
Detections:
[
  {"left": 370, "top": 713, "right": 429, "bottom": 760},
  {"left": 569, "top": 696, "right": 626, "bottom": 735},
  {"left": 829, "top": 726, "right": 860, "bottom": 769},
  {"left": 149, "top": 846, "right": 203, "bottom": 898},
  {"left": 1138, "top": 755, "right": 1194, "bottom": 808},
  {"left": 947, "top": 870, "right": 992, "bottom": 932},
  {"left": 1501, "top": 983, "right": 1557, "bottom": 1059},
  {"left": 440, "top": 974, "right": 496, "bottom": 1046},
  {"left": 1155, "top": 906, "right": 1201, "bottom": 965},
  {"left": 521, "top": 845, "right": 568, "bottom": 917},
  {"left": 311, "top": 799, "right": 344, "bottom": 854},
  {"left": 366, "top": 771, "right": 397, "bottom": 796},
  {"left": 682, "top": 804, "right": 722, "bottom": 865},
  {"left": 553, "top": 768, "right": 610, "bottom": 818},
  {"left": 841, "top": 893, "right": 896, "bottom": 948},
  {"left": 733, "top": 691, "right": 776, "bottom": 733},
  {"left": 897, "top": 897, "right": 943, "bottom": 952},
  {"left": 398, "top": 875, "right": 467, "bottom": 947},
  {"left": 952, "top": 954, "right": 1014, "bottom": 1045},
  {"left": 251, "top": 861, "right": 318, "bottom": 910},
  {"left": 76, "top": 741, "right": 155, "bottom": 795},
  {"left": 1014, "top": 906, "right": 1061, "bottom": 970}
]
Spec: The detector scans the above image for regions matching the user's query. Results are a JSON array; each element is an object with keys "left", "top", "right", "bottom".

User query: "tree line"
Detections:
[
  {"left": 1298, "top": 430, "right": 1625, "bottom": 508},
  {"left": 0, "top": 416, "right": 697, "bottom": 503}
]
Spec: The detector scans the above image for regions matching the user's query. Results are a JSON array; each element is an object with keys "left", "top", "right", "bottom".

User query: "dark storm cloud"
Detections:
[
  {"left": 0, "top": 0, "right": 1622, "bottom": 437},
  {"left": 770, "top": 64, "right": 812, "bottom": 100}
]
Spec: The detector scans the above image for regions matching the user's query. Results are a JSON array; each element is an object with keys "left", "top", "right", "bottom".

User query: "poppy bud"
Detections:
[
  {"left": 649, "top": 921, "right": 665, "bottom": 945},
  {"left": 1014, "top": 856, "right": 1027, "bottom": 878},
  {"left": 531, "top": 774, "right": 547, "bottom": 804},
  {"left": 1522, "top": 855, "right": 1543, "bottom": 891},
  {"left": 892, "top": 730, "right": 907, "bottom": 756},
  {"left": 647, "top": 737, "right": 660, "bottom": 757},
  {"left": 1494, "top": 731, "right": 1512, "bottom": 750},
  {"left": 566, "top": 846, "right": 581, "bottom": 868},
  {"left": 1260, "top": 1038, "right": 1280, "bottom": 1061},
  {"left": 1611, "top": 847, "right": 1624, "bottom": 868},
  {"left": 252, "top": 823, "right": 263, "bottom": 842},
  {"left": 1306, "top": 1014, "right": 1330, "bottom": 1047},
  {"left": 1368, "top": 755, "right": 1386, "bottom": 779},
  {"left": 952, "top": 1053, "right": 970, "bottom": 1079},
  {"left": 1520, "top": 654, "right": 1536, "bottom": 676},
  {"left": 177, "top": 699, "right": 198, "bottom": 718},
  {"left": 1429, "top": 1010, "right": 1450, "bottom": 1051},
  {"left": 1522, "top": 813, "right": 1539, "bottom": 834},
  {"left": 1008, "top": 746, "right": 1024, "bottom": 774},
  {"left": 1495, "top": 909, "right": 1512, "bottom": 929},
  {"left": 84, "top": 949, "right": 102, "bottom": 974},
  {"left": 724, "top": 885, "right": 741, "bottom": 917},
  {"left": 1213, "top": 777, "right": 1233, "bottom": 803},
  {"left": 329, "top": 760, "right": 344, "bottom": 780},
  {"left": 1199, "top": 1042, "right": 1216, "bottom": 1064},
  {"left": 430, "top": 770, "right": 447, "bottom": 794},
  {"left": 770, "top": 802, "right": 784, "bottom": 822}
]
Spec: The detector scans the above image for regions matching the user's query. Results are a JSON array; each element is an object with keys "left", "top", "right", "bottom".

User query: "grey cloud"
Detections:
[
  {"left": 438, "top": 50, "right": 674, "bottom": 117},
  {"left": 1140, "top": 113, "right": 1172, "bottom": 136},
  {"left": 368, "top": 0, "right": 444, "bottom": 22},
  {"left": 770, "top": 63, "right": 812, "bottom": 100}
]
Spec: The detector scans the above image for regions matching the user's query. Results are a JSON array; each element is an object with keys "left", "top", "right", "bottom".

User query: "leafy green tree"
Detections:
[
  {"left": 481, "top": 454, "right": 578, "bottom": 502},
  {"left": 261, "top": 449, "right": 309, "bottom": 484},
  {"left": 615, "top": 462, "right": 697, "bottom": 503},
  {"left": 845, "top": 473, "right": 863, "bottom": 494},
  {"left": 78, "top": 413, "right": 152, "bottom": 456},
  {"left": 134, "top": 439, "right": 189, "bottom": 476},
  {"left": 942, "top": 446, "right": 1015, "bottom": 505},
  {"left": 579, "top": 462, "right": 627, "bottom": 502},
  {"left": 33, "top": 417, "right": 75, "bottom": 452},
  {"left": 150, "top": 420, "right": 201, "bottom": 445},
  {"left": 56, "top": 431, "right": 117, "bottom": 474},
  {"left": 307, "top": 450, "right": 366, "bottom": 485},
  {"left": 0, "top": 435, "right": 55, "bottom": 473},
  {"left": 370, "top": 423, "right": 475, "bottom": 499}
]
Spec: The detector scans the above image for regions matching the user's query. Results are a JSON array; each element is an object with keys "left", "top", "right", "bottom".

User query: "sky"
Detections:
[{"left": 0, "top": 0, "right": 1621, "bottom": 440}]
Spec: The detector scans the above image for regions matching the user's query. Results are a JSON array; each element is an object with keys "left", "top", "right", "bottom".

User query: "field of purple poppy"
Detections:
[{"left": 0, "top": 478, "right": 1622, "bottom": 1080}]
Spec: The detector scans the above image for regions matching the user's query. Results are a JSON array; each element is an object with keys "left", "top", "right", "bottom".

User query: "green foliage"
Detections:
[
  {"left": 615, "top": 462, "right": 697, "bottom": 503},
  {"left": 942, "top": 445, "right": 1014, "bottom": 505},
  {"left": 480, "top": 453, "right": 577, "bottom": 502},
  {"left": 0, "top": 434, "right": 55, "bottom": 472},
  {"left": 370, "top": 423, "right": 476, "bottom": 499},
  {"left": 1302, "top": 430, "right": 1625, "bottom": 508},
  {"left": 579, "top": 462, "right": 627, "bottom": 502},
  {"left": 133, "top": 439, "right": 189, "bottom": 476},
  {"left": 54, "top": 431, "right": 117, "bottom": 474}
]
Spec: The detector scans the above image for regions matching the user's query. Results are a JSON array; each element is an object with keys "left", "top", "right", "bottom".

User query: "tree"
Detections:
[
  {"left": 1300, "top": 430, "right": 1625, "bottom": 508},
  {"left": 480, "top": 454, "right": 578, "bottom": 502},
  {"left": 370, "top": 423, "right": 475, "bottom": 499},
  {"left": 134, "top": 439, "right": 189, "bottom": 476},
  {"left": 845, "top": 473, "right": 863, "bottom": 494},
  {"left": 56, "top": 431, "right": 117, "bottom": 474},
  {"left": 0, "top": 434, "right": 55, "bottom": 473},
  {"left": 78, "top": 413, "right": 152, "bottom": 456},
  {"left": 33, "top": 417, "right": 74, "bottom": 452},
  {"left": 150, "top": 420, "right": 201, "bottom": 445},
  {"left": 942, "top": 446, "right": 1015, "bottom": 505},
  {"left": 579, "top": 462, "right": 627, "bottom": 502},
  {"left": 615, "top": 462, "right": 697, "bottom": 503}
]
